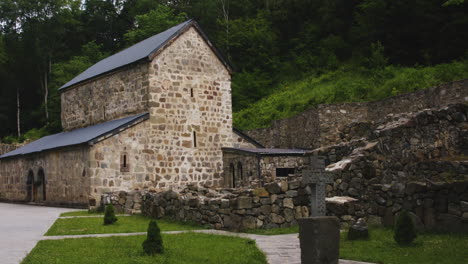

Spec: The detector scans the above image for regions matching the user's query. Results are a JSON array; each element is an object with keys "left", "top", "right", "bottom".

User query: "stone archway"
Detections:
[
  {"left": 26, "top": 170, "right": 34, "bottom": 202},
  {"left": 230, "top": 163, "right": 236, "bottom": 188},
  {"left": 35, "top": 168, "right": 46, "bottom": 202}
]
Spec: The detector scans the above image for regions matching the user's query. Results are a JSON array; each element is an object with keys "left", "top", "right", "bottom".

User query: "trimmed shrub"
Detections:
[
  {"left": 142, "top": 220, "right": 164, "bottom": 255},
  {"left": 394, "top": 210, "right": 417, "bottom": 245},
  {"left": 103, "top": 204, "right": 118, "bottom": 225}
]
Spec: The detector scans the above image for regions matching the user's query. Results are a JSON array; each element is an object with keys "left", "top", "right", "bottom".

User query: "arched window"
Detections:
[
  {"left": 230, "top": 163, "right": 236, "bottom": 188},
  {"left": 37, "top": 168, "right": 46, "bottom": 201},
  {"left": 237, "top": 162, "right": 243, "bottom": 182}
]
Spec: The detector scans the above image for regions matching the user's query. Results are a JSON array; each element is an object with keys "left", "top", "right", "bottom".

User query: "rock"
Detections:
[
  {"left": 288, "top": 180, "right": 301, "bottom": 190},
  {"left": 405, "top": 182, "right": 426, "bottom": 195},
  {"left": 283, "top": 198, "right": 294, "bottom": 209},
  {"left": 341, "top": 215, "right": 353, "bottom": 221},
  {"left": 252, "top": 188, "right": 269, "bottom": 197},
  {"left": 280, "top": 181, "right": 289, "bottom": 192},
  {"left": 265, "top": 183, "right": 282, "bottom": 194},
  {"left": 260, "top": 205, "right": 272, "bottom": 215},
  {"left": 460, "top": 201, "right": 468, "bottom": 212},
  {"left": 237, "top": 196, "right": 252, "bottom": 209},
  {"left": 284, "top": 208, "right": 294, "bottom": 222},
  {"left": 241, "top": 216, "right": 257, "bottom": 230},
  {"left": 188, "top": 198, "right": 199, "bottom": 207},
  {"left": 285, "top": 190, "right": 298, "bottom": 197},
  {"left": 423, "top": 208, "right": 435, "bottom": 229},
  {"left": 348, "top": 188, "right": 359, "bottom": 197},
  {"left": 367, "top": 215, "right": 382, "bottom": 227},
  {"left": 347, "top": 218, "right": 369, "bottom": 240},
  {"left": 271, "top": 213, "right": 285, "bottom": 224},
  {"left": 462, "top": 212, "right": 468, "bottom": 222},
  {"left": 448, "top": 203, "right": 462, "bottom": 216}
]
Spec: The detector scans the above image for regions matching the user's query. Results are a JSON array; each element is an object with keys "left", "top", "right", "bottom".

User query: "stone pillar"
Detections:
[{"left": 298, "top": 216, "right": 340, "bottom": 264}]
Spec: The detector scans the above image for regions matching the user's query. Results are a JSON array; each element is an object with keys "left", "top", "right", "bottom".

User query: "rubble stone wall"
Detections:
[
  {"left": 0, "top": 146, "right": 90, "bottom": 207},
  {"left": 102, "top": 181, "right": 312, "bottom": 230},
  {"left": 246, "top": 79, "right": 468, "bottom": 149},
  {"left": 61, "top": 62, "right": 149, "bottom": 131},
  {"left": 146, "top": 26, "right": 232, "bottom": 188},
  {"left": 0, "top": 143, "right": 22, "bottom": 156}
]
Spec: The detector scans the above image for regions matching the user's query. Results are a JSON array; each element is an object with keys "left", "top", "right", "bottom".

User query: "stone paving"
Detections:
[{"left": 0, "top": 203, "right": 78, "bottom": 264}]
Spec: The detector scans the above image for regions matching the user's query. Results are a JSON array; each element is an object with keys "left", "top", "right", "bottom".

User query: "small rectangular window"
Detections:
[
  {"left": 120, "top": 153, "right": 130, "bottom": 172},
  {"left": 276, "top": 168, "right": 295, "bottom": 177},
  {"left": 193, "top": 131, "right": 197, "bottom": 147},
  {"left": 190, "top": 88, "right": 194, "bottom": 97}
]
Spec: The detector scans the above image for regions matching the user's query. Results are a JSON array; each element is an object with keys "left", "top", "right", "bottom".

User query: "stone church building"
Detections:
[{"left": 0, "top": 20, "right": 305, "bottom": 207}]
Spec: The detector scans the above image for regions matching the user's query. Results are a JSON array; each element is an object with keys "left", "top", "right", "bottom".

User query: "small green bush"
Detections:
[
  {"left": 103, "top": 204, "right": 118, "bottom": 225},
  {"left": 142, "top": 220, "right": 164, "bottom": 255},
  {"left": 394, "top": 210, "right": 417, "bottom": 245}
]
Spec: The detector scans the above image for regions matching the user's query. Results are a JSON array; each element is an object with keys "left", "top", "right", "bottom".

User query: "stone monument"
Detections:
[{"left": 299, "top": 155, "right": 340, "bottom": 264}]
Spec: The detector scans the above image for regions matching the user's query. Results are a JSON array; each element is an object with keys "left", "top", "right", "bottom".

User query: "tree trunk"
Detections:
[{"left": 16, "top": 87, "right": 21, "bottom": 137}]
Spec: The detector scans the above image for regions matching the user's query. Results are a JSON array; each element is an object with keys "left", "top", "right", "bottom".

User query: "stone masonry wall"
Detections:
[
  {"left": 0, "top": 146, "right": 90, "bottom": 207},
  {"left": 102, "top": 181, "right": 312, "bottom": 230},
  {"left": 61, "top": 62, "right": 149, "bottom": 131},
  {"left": 323, "top": 104, "right": 468, "bottom": 232},
  {"left": 246, "top": 79, "right": 468, "bottom": 149},
  {"left": 0, "top": 143, "right": 22, "bottom": 156},
  {"left": 146, "top": 26, "right": 232, "bottom": 188}
]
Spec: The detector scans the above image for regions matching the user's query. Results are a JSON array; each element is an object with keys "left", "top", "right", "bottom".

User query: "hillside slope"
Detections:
[{"left": 234, "top": 60, "right": 468, "bottom": 130}]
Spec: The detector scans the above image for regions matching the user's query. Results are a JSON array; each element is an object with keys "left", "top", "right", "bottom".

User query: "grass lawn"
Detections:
[
  {"left": 60, "top": 210, "right": 104, "bottom": 217},
  {"left": 340, "top": 228, "right": 468, "bottom": 264},
  {"left": 245, "top": 225, "right": 299, "bottom": 235},
  {"left": 46, "top": 215, "right": 205, "bottom": 236},
  {"left": 22, "top": 233, "right": 267, "bottom": 264}
]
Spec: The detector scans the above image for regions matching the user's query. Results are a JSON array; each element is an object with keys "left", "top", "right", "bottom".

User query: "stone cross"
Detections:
[{"left": 302, "top": 156, "right": 334, "bottom": 217}]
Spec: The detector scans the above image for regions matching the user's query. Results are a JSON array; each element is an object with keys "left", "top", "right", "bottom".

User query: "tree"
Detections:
[
  {"left": 124, "top": 5, "right": 186, "bottom": 45},
  {"left": 142, "top": 220, "right": 164, "bottom": 255},
  {"left": 103, "top": 204, "right": 118, "bottom": 225}
]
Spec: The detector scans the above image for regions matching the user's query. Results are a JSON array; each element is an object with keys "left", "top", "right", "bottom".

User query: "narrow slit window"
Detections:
[
  {"left": 193, "top": 131, "right": 197, "bottom": 148},
  {"left": 120, "top": 153, "right": 130, "bottom": 172},
  {"left": 190, "top": 88, "right": 194, "bottom": 97}
]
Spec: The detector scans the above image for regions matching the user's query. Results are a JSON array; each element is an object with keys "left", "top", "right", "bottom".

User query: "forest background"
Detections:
[{"left": 0, "top": 0, "right": 467, "bottom": 142}]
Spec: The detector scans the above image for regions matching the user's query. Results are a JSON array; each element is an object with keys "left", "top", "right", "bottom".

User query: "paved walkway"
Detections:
[{"left": 0, "top": 203, "right": 78, "bottom": 264}]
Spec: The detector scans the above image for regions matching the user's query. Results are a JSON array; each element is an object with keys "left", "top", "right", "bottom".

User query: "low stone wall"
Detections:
[
  {"left": 102, "top": 181, "right": 313, "bottom": 230},
  {"left": 246, "top": 79, "right": 468, "bottom": 149},
  {"left": 326, "top": 181, "right": 468, "bottom": 233}
]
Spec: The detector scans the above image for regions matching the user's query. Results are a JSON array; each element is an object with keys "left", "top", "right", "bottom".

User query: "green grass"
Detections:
[
  {"left": 46, "top": 215, "right": 205, "bottom": 236},
  {"left": 60, "top": 210, "right": 104, "bottom": 217},
  {"left": 22, "top": 233, "right": 267, "bottom": 264},
  {"left": 234, "top": 60, "right": 468, "bottom": 130},
  {"left": 245, "top": 225, "right": 299, "bottom": 235},
  {"left": 340, "top": 228, "right": 468, "bottom": 264}
]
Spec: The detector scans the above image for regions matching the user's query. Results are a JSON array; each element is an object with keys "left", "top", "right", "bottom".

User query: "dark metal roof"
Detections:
[
  {"left": 223, "top": 147, "right": 308, "bottom": 156},
  {"left": 0, "top": 113, "right": 149, "bottom": 159},
  {"left": 60, "top": 19, "right": 232, "bottom": 91}
]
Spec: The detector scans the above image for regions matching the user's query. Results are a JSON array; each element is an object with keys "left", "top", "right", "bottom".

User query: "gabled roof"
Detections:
[
  {"left": 233, "top": 127, "right": 264, "bottom": 148},
  {"left": 0, "top": 113, "right": 149, "bottom": 159},
  {"left": 60, "top": 19, "right": 232, "bottom": 91}
]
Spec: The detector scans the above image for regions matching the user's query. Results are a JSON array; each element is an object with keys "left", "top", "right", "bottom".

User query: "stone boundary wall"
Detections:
[
  {"left": 102, "top": 181, "right": 312, "bottom": 230},
  {"left": 0, "top": 143, "right": 22, "bottom": 156},
  {"left": 246, "top": 79, "right": 468, "bottom": 149},
  {"left": 327, "top": 181, "right": 468, "bottom": 233},
  {"left": 101, "top": 178, "right": 468, "bottom": 232}
]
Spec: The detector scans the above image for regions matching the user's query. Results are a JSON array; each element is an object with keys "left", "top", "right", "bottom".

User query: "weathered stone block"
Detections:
[
  {"left": 237, "top": 196, "right": 252, "bottom": 209},
  {"left": 299, "top": 217, "right": 340, "bottom": 264}
]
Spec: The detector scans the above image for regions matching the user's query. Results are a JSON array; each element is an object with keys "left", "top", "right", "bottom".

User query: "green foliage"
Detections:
[
  {"left": 443, "top": 0, "right": 465, "bottom": 7},
  {"left": 234, "top": 59, "right": 468, "bottom": 130},
  {"left": 394, "top": 210, "right": 417, "bottom": 245},
  {"left": 124, "top": 5, "right": 186, "bottom": 45},
  {"left": 103, "top": 204, "right": 118, "bottom": 225},
  {"left": 142, "top": 220, "right": 164, "bottom": 255}
]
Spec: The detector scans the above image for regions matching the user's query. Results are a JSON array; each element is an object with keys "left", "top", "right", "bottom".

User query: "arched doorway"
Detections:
[
  {"left": 26, "top": 170, "right": 34, "bottom": 202},
  {"left": 35, "top": 168, "right": 46, "bottom": 202},
  {"left": 237, "top": 162, "right": 243, "bottom": 183},
  {"left": 230, "top": 163, "right": 236, "bottom": 188}
]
